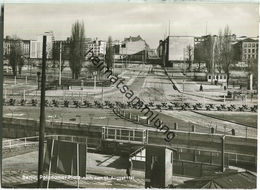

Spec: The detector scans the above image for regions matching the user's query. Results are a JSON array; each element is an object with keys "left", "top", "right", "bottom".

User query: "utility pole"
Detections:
[
  {"left": 206, "top": 21, "right": 208, "bottom": 35},
  {"left": 168, "top": 20, "right": 171, "bottom": 36},
  {"left": 59, "top": 41, "right": 62, "bottom": 86},
  {"left": 0, "top": 5, "right": 4, "bottom": 188},
  {"left": 38, "top": 35, "right": 47, "bottom": 188}
]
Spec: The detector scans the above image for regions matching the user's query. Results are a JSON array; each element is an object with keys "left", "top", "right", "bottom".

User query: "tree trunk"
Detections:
[
  {"left": 75, "top": 72, "right": 79, "bottom": 80},
  {"left": 227, "top": 72, "right": 230, "bottom": 88},
  {"left": 18, "top": 67, "right": 22, "bottom": 75},
  {"left": 198, "top": 62, "right": 201, "bottom": 71},
  {"left": 12, "top": 65, "right": 17, "bottom": 76}
]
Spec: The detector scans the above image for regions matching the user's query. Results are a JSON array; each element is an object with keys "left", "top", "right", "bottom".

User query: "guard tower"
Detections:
[{"left": 145, "top": 145, "right": 175, "bottom": 188}]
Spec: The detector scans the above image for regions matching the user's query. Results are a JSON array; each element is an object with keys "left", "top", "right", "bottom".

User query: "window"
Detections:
[
  {"left": 208, "top": 75, "right": 211, "bottom": 79},
  {"left": 244, "top": 49, "right": 247, "bottom": 53},
  {"left": 244, "top": 43, "right": 247, "bottom": 48},
  {"left": 248, "top": 49, "right": 251, "bottom": 53},
  {"left": 252, "top": 43, "right": 255, "bottom": 47},
  {"left": 248, "top": 55, "right": 251, "bottom": 59},
  {"left": 224, "top": 75, "right": 226, "bottom": 79},
  {"left": 248, "top": 43, "right": 251, "bottom": 47},
  {"left": 252, "top": 55, "right": 255, "bottom": 58},
  {"left": 252, "top": 49, "right": 255, "bottom": 53},
  {"left": 220, "top": 75, "right": 222, "bottom": 79}
]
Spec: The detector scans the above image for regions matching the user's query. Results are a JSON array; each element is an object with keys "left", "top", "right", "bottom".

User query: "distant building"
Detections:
[
  {"left": 158, "top": 36, "right": 194, "bottom": 67},
  {"left": 195, "top": 34, "right": 237, "bottom": 44},
  {"left": 4, "top": 36, "right": 30, "bottom": 58},
  {"left": 207, "top": 73, "right": 227, "bottom": 84},
  {"left": 85, "top": 38, "right": 106, "bottom": 56},
  {"left": 29, "top": 40, "right": 39, "bottom": 59},
  {"left": 53, "top": 39, "right": 70, "bottom": 60},
  {"left": 22, "top": 40, "right": 30, "bottom": 58},
  {"left": 112, "top": 40, "right": 122, "bottom": 55},
  {"left": 120, "top": 35, "right": 149, "bottom": 62},
  {"left": 30, "top": 31, "right": 55, "bottom": 59},
  {"left": 147, "top": 49, "right": 158, "bottom": 59},
  {"left": 233, "top": 38, "right": 258, "bottom": 62}
]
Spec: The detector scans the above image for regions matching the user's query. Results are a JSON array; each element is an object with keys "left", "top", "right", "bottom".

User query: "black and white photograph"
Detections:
[{"left": 0, "top": 0, "right": 258, "bottom": 188}]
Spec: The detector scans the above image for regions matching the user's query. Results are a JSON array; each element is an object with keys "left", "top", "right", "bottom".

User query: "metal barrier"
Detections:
[
  {"left": 102, "top": 126, "right": 147, "bottom": 144},
  {"left": 2, "top": 134, "right": 87, "bottom": 149},
  {"left": 129, "top": 145, "right": 256, "bottom": 166}
]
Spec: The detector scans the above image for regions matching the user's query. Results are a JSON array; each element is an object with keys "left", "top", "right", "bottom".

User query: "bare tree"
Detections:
[
  {"left": 52, "top": 42, "right": 66, "bottom": 74},
  {"left": 8, "top": 37, "right": 24, "bottom": 76},
  {"left": 201, "top": 35, "right": 214, "bottom": 72},
  {"left": 105, "top": 36, "right": 114, "bottom": 69},
  {"left": 220, "top": 25, "right": 234, "bottom": 87},
  {"left": 69, "top": 21, "right": 85, "bottom": 79},
  {"left": 186, "top": 45, "right": 193, "bottom": 71},
  {"left": 214, "top": 30, "right": 223, "bottom": 73},
  {"left": 194, "top": 42, "right": 205, "bottom": 71}
]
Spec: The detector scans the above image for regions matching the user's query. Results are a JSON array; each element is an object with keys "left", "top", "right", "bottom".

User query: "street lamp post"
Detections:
[{"left": 211, "top": 36, "right": 217, "bottom": 85}]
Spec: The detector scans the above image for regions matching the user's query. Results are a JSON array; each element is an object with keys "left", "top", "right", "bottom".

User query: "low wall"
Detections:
[{"left": 3, "top": 117, "right": 257, "bottom": 163}]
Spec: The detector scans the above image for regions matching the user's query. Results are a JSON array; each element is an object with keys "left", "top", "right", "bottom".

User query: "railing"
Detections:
[
  {"left": 102, "top": 126, "right": 147, "bottom": 144},
  {"left": 2, "top": 135, "right": 87, "bottom": 149},
  {"left": 3, "top": 136, "right": 39, "bottom": 149},
  {"left": 128, "top": 145, "right": 256, "bottom": 166}
]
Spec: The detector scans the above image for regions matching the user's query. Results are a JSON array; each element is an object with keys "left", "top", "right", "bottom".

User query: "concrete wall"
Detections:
[{"left": 3, "top": 117, "right": 257, "bottom": 162}]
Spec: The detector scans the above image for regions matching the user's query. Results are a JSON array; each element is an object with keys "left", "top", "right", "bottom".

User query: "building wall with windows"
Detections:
[
  {"left": 29, "top": 31, "right": 55, "bottom": 59},
  {"left": 85, "top": 38, "right": 106, "bottom": 56},
  {"left": 4, "top": 37, "right": 30, "bottom": 58},
  {"left": 120, "top": 35, "right": 149, "bottom": 56},
  {"left": 30, "top": 40, "right": 39, "bottom": 58},
  {"left": 22, "top": 40, "right": 30, "bottom": 58},
  {"left": 241, "top": 39, "right": 258, "bottom": 61},
  {"left": 233, "top": 38, "right": 258, "bottom": 63},
  {"left": 207, "top": 73, "right": 227, "bottom": 83}
]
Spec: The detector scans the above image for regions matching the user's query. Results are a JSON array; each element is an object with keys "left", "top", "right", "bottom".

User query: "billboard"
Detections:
[{"left": 168, "top": 36, "right": 194, "bottom": 61}]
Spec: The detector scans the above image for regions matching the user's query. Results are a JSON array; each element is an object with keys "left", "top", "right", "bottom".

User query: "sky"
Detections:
[{"left": 4, "top": 2, "right": 259, "bottom": 48}]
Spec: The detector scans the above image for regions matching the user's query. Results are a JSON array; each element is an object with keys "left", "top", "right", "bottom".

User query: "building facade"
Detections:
[
  {"left": 85, "top": 38, "right": 106, "bottom": 56},
  {"left": 29, "top": 31, "right": 55, "bottom": 59},
  {"left": 232, "top": 38, "right": 258, "bottom": 63},
  {"left": 241, "top": 38, "right": 258, "bottom": 61},
  {"left": 120, "top": 35, "right": 149, "bottom": 62},
  {"left": 157, "top": 36, "right": 194, "bottom": 67},
  {"left": 4, "top": 36, "right": 30, "bottom": 58}
]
